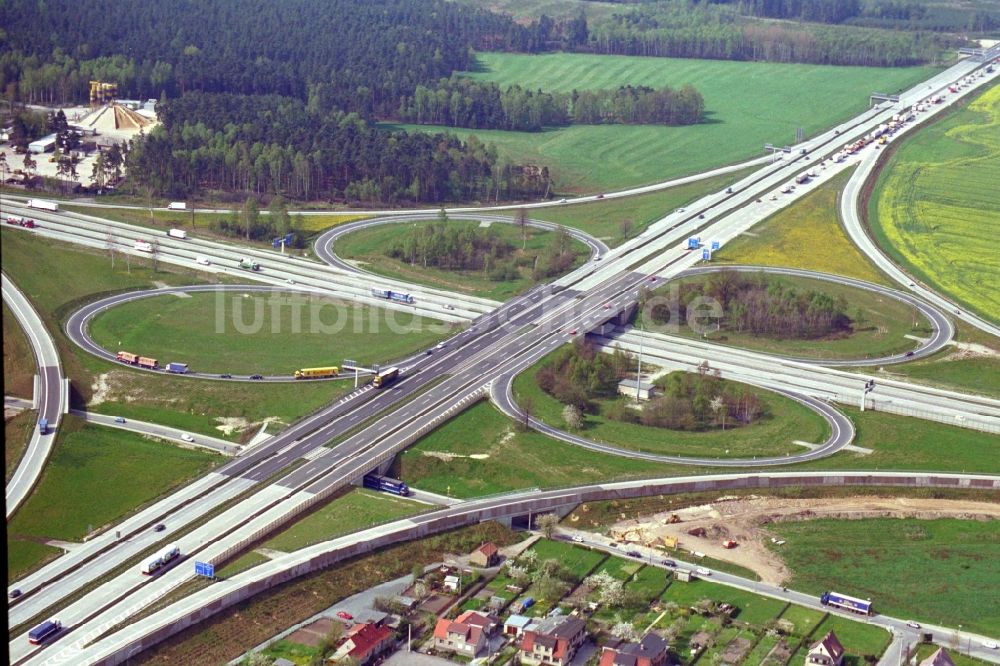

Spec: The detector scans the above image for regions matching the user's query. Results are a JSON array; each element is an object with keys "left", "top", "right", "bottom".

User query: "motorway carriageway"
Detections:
[{"left": 3, "top": 273, "right": 67, "bottom": 519}]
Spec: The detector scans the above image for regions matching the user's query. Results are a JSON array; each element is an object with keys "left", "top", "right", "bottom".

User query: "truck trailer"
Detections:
[
  {"left": 820, "top": 591, "right": 872, "bottom": 615},
  {"left": 137, "top": 356, "right": 158, "bottom": 369},
  {"left": 26, "top": 199, "right": 58, "bottom": 212},
  {"left": 166, "top": 362, "right": 189, "bottom": 374},
  {"left": 238, "top": 258, "right": 261, "bottom": 271},
  {"left": 28, "top": 619, "right": 62, "bottom": 644},
  {"left": 167, "top": 228, "right": 188, "bottom": 239},
  {"left": 167, "top": 202, "right": 187, "bottom": 211}
]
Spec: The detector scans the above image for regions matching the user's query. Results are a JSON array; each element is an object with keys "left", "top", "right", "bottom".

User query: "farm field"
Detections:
[
  {"left": 714, "top": 169, "right": 890, "bottom": 285},
  {"left": 395, "top": 53, "right": 936, "bottom": 192},
  {"left": 395, "top": 401, "right": 690, "bottom": 498},
  {"left": 0, "top": 230, "right": 375, "bottom": 441},
  {"left": 769, "top": 518, "right": 1000, "bottom": 634},
  {"left": 333, "top": 218, "right": 589, "bottom": 300},
  {"left": 512, "top": 355, "right": 830, "bottom": 459},
  {"left": 868, "top": 83, "right": 1000, "bottom": 325},
  {"left": 7, "top": 415, "right": 220, "bottom": 579},
  {"left": 88, "top": 291, "right": 453, "bottom": 375},
  {"left": 661, "top": 273, "right": 926, "bottom": 361},
  {"left": 532, "top": 167, "right": 754, "bottom": 246},
  {"left": 262, "top": 489, "right": 426, "bottom": 552}
]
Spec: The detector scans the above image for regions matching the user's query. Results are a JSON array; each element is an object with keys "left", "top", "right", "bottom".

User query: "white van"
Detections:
[{"left": 196, "top": 256, "right": 211, "bottom": 266}]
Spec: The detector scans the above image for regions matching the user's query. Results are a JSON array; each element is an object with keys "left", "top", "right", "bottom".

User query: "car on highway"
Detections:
[
  {"left": 220, "top": 374, "right": 232, "bottom": 379},
  {"left": 662, "top": 559, "right": 676, "bottom": 567},
  {"left": 114, "top": 416, "right": 126, "bottom": 424},
  {"left": 249, "top": 374, "right": 264, "bottom": 380},
  {"left": 435, "top": 342, "right": 446, "bottom": 350},
  {"left": 559, "top": 198, "right": 567, "bottom": 204},
  {"left": 153, "top": 523, "right": 166, "bottom": 532},
  {"left": 286, "top": 278, "right": 295, "bottom": 284},
  {"left": 181, "top": 434, "right": 195, "bottom": 442},
  {"left": 603, "top": 303, "right": 611, "bottom": 310},
  {"left": 9, "top": 588, "right": 22, "bottom": 599},
  {"left": 696, "top": 567, "right": 711, "bottom": 576},
  {"left": 596, "top": 194, "right": 605, "bottom": 199},
  {"left": 725, "top": 187, "right": 733, "bottom": 194},
  {"left": 698, "top": 214, "right": 704, "bottom": 219},
  {"left": 675, "top": 208, "right": 685, "bottom": 213},
  {"left": 983, "top": 640, "right": 998, "bottom": 650},
  {"left": 626, "top": 551, "right": 642, "bottom": 558},
  {"left": 443, "top": 304, "right": 454, "bottom": 310},
  {"left": 569, "top": 329, "right": 578, "bottom": 335},
  {"left": 906, "top": 621, "right": 921, "bottom": 629},
  {"left": 336, "top": 611, "right": 353, "bottom": 620},
  {"left": 571, "top": 535, "right": 584, "bottom": 543},
  {"left": 905, "top": 351, "right": 915, "bottom": 357}
]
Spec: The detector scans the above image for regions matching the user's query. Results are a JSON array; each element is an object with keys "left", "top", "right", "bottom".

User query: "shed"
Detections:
[
  {"left": 28, "top": 134, "right": 57, "bottom": 154},
  {"left": 618, "top": 379, "right": 657, "bottom": 401}
]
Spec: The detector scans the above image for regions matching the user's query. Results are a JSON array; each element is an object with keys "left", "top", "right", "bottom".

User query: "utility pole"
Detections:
[{"left": 635, "top": 319, "right": 644, "bottom": 404}]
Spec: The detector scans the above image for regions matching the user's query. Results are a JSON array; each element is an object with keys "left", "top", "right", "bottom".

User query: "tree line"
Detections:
[
  {"left": 649, "top": 271, "right": 854, "bottom": 339},
  {"left": 384, "top": 214, "right": 579, "bottom": 282},
  {"left": 397, "top": 78, "right": 704, "bottom": 131},
  {"left": 125, "top": 92, "right": 553, "bottom": 204}
]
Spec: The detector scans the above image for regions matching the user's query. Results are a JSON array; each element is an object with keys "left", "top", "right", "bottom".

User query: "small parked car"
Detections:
[
  {"left": 906, "top": 621, "right": 921, "bottom": 629},
  {"left": 982, "top": 640, "right": 998, "bottom": 650},
  {"left": 627, "top": 551, "right": 642, "bottom": 559},
  {"left": 696, "top": 567, "right": 711, "bottom": 576},
  {"left": 336, "top": 611, "right": 353, "bottom": 620},
  {"left": 571, "top": 535, "right": 584, "bottom": 543},
  {"left": 114, "top": 416, "right": 126, "bottom": 424},
  {"left": 181, "top": 434, "right": 195, "bottom": 442},
  {"left": 662, "top": 559, "right": 677, "bottom": 567}
]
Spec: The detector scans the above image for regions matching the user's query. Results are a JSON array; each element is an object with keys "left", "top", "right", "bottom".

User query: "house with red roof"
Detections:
[
  {"left": 329, "top": 622, "right": 394, "bottom": 665},
  {"left": 599, "top": 632, "right": 669, "bottom": 666},
  {"left": 807, "top": 631, "right": 845, "bottom": 666},
  {"left": 519, "top": 615, "right": 587, "bottom": 666},
  {"left": 470, "top": 542, "right": 500, "bottom": 567},
  {"left": 433, "top": 611, "right": 499, "bottom": 658}
]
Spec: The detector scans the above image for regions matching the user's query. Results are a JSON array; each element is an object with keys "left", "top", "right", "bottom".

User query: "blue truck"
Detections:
[
  {"left": 166, "top": 362, "right": 189, "bottom": 374},
  {"left": 820, "top": 591, "right": 872, "bottom": 615},
  {"left": 28, "top": 619, "right": 62, "bottom": 644},
  {"left": 363, "top": 473, "right": 410, "bottom": 497},
  {"left": 38, "top": 417, "right": 49, "bottom": 435}
]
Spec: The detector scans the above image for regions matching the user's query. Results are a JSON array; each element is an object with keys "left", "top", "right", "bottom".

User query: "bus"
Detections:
[
  {"left": 117, "top": 351, "right": 139, "bottom": 364},
  {"left": 363, "top": 473, "right": 410, "bottom": 496},
  {"left": 141, "top": 543, "right": 181, "bottom": 575},
  {"left": 138, "top": 356, "right": 159, "bottom": 369},
  {"left": 28, "top": 619, "right": 62, "bottom": 644},
  {"left": 820, "top": 591, "right": 872, "bottom": 615},
  {"left": 134, "top": 240, "right": 153, "bottom": 252},
  {"left": 372, "top": 367, "right": 399, "bottom": 388},
  {"left": 294, "top": 366, "right": 340, "bottom": 380}
]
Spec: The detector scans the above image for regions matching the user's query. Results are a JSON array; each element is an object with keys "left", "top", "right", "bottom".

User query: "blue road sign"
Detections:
[
  {"left": 702, "top": 249, "right": 711, "bottom": 261},
  {"left": 284, "top": 232, "right": 294, "bottom": 244},
  {"left": 195, "top": 561, "right": 215, "bottom": 578},
  {"left": 711, "top": 241, "right": 720, "bottom": 250},
  {"left": 271, "top": 238, "right": 282, "bottom": 248}
]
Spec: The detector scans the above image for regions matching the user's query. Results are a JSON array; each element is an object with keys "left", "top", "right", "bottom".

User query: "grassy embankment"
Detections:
[
  {"left": 398, "top": 396, "right": 999, "bottom": 502},
  {"left": 512, "top": 353, "right": 830, "bottom": 459},
  {"left": 657, "top": 272, "right": 926, "bottom": 361},
  {"left": 868, "top": 83, "right": 1000, "bottom": 326},
  {"left": 333, "top": 218, "right": 590, "bottom": 300},
  {"left": 393, "top": 53, "right": 937, "bottom": 193},
  {"left": 0, "top": 229, "right": 397, "bottom": 441},
  {"left": 88, "top": 291, "right": 454, "bottom": 375},
  {"left": 717, "top": 164, "right": 1000, "bottom": 397},
  {"left": 532, "top": 167, "right": 755, "bottom": 246},
  {"left": 8, "top": 415, "right": 220, "bottom": 579},
  {"left": 770, "top": 518, "right": 1000, "bottom": 635}
]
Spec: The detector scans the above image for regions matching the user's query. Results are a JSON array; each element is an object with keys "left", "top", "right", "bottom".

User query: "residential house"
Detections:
[
  {"left": 519, "top": 615, "right": 587, "bottom": 666},
  {"left": 433, "top": 611, "right": 499, "bottom": 658},
  {"left": 470, "top": 542, "right": 500, "bottom": 567},
  {"left": 599, "top": 632, "right": 669, "bottom": 666},
  {"left": 617, "top": 379, "right": 657, "bottom": 402},
  {"left": 504, "top": 614, "right": 535, "bottom": 637},
  {"left": 443, "top": 575, "right": 461, "bottom": 592},
  {"left": 807, "top": 631, "right": 845, "bottom": 666},
  {"left": 919, "top": 648, "right": 957, "bottom": 666},
  {"left": 329, "top": 622, "right": 394, "bottom": 665}
]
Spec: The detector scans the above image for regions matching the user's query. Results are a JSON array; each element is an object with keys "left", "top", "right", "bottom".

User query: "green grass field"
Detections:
[
  {"left": 396, "top": 53, "right": 936, "bottom": 192},
  {"left": 513, "top": 355, "right": 830, "bottom": 459},
  {"left": 528, "top": 539, "right": 606, "bottom": 580},
  {"left": 333, "top": 218, "right": 589, "bottom": 300},
  {"left": 3, "top": 300, "right": 37, "bottom": 399},
  {"left": 396, "top": 400, "right": 688, "bottom": 498},
  {"left": 262, "top": 489, "right": 426, "bottom": 552},
  {"left": 88, "top": 291, "right": 453, "bottom": 375},
  {"left": 533, "top": 168, "right": 754, "bottom": 246},
  {"left": 7, "top": 415, "right": 220, "bottom": 578},
  {"left": 660, "top": 273, "right": 925, "bottom": 361},
  {"left": 770, "top": 518, "right": 1000, "bottom": 635},
  {"left": 777, "top": 604, "right": 827, "bottom": 637},
  {"left": 869, "top": 83, "right": 1000, "bottom": 325},
  {"left": 874, "top": 353, "right": 1000, "bottom": 399},
  {"left": 4, "top": 409, "right": 36, "bottom": 484},
  {"left": 714, "top": 169, "right": 890, "bottom": 285},
  {"left": 0, "top": 229, "right": 366, "bottom": 442}
]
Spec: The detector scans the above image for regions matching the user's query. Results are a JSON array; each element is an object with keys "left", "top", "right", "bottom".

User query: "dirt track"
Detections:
[{"left": 605, "top": 495, "right": 1000, "bottom": 584}]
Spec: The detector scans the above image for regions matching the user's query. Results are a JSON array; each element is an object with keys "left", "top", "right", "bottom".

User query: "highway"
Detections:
[
  {"left": 6, "top": 55, "right": 999, "bottom": 665},
  {"left": 3, "top": 273, "right": 67, "bottom": 519},
  {"left": 38, "top": 471, "right": 1000, "bottom": 666}
]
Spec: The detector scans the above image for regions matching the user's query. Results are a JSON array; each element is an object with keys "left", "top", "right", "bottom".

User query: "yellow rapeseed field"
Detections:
[{"left": 870, "top": 84, "right": 1000, "bottom": 323}]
